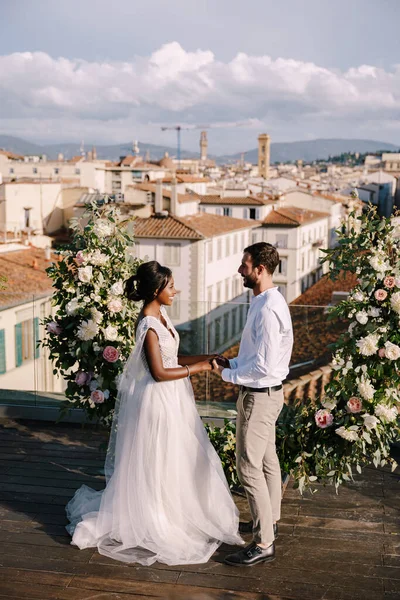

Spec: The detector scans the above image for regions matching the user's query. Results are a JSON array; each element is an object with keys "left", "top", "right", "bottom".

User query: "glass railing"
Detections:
[{"left": 0, "top": 293, "right": 342, "bottom": 418}]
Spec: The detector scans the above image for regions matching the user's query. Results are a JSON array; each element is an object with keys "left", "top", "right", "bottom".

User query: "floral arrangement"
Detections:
[
  {"left": 41, "top": 199, "right": 141, "bottom": 425},
  {"left": 289, "top": 202, "right": 400, "bottom": 492}
]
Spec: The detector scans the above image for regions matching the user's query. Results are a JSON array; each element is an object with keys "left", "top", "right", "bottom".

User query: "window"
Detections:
[
  {"left": 215, "top": 208, "right": 222, "bottom": 216},
  {"left": 216, "top": 282, "right": 222, "bottom": 303},
  {"left": 9, "top": 168, "right": 14, "bottom": 174},
  {"left": 233, "top": 234, "right": 238, "bottom": 254},
  {"left": 217, "top": 238, "right": 222, "bottom": 260},
  {"left": 169, "top": 292, "right": 180, "bottom": 319},
  {"left": 242, "top": 233, "right": 246, "bottom": 249},
  {"left": 54, "top": 168, "right": 59, "bottom": 174},
  {"left": 243, "top": 208, "right": 249, "bottom": 219},
  {"left": 251, "top": 231, "right": 259, "bottom": 244},
  {"left": 15, "top": 318, "right": 39, "bottom": 366},
  {"left": 277, "top": 257, "right": 288, "bottom": 276},
  {"left": 225, "top": 236, "right": 231, "bottom": 257},
  {"left": 249, "top": 208, "right": 259, "bottom": 220},
  {"left": 223, "top": 207, "right": 232, "bottom": 217},
  {"left": 225, "top": 278, "right": 230, "bottom": 301},
  {"left": 164, "top": 243, "right": 181, "bottom": 266},
  {"left": 33, "top": 167, "right": 37, "bottom": 174},
  {"left": 207, "top": 241, "right": 213, "bottom": 263},
  {"left": 207, "top": 285, "right": 213, "bottom": 306},
  {"left": 75, "top": 168, "right": 81, "bottom": 175},
  {"left": 301, "top": 253, "right": 305, "bottom": 271},
  {"left": 275, "top": 234, "right": 288, "bottom": 249},
  {"left": 308, "top": 249, "right": 311, "bottom": 268},
  {"left": 24, "top": 208, "right": 31, "bottom": 229}
]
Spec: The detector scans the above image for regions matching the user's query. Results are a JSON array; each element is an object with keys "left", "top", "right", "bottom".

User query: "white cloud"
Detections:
[{"left": 0, "top": 43, "right": 399, "bottom": 151}]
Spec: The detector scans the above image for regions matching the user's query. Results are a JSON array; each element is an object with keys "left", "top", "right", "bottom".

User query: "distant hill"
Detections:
[
  {"left": 0, "top": 135, "right": 200, "bottom": 161},
  {"left": 221, "top": 138, "right": 399, "bottom": 164},
  {"left": 0, "top": 135, "right": 398, "bottom": 164}
]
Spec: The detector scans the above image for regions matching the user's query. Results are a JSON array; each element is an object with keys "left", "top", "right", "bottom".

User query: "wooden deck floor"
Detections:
[{"left": 0, "top": 417, "right": 399, "bottom": 600}]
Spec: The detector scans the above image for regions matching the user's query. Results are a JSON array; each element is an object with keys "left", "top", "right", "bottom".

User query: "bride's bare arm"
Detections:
[
  {"left": 144, "top": 330, "right": 213, "bottom": 382},
  {"left": 178, "top": 354, "right": 217, "bottom": 366}
]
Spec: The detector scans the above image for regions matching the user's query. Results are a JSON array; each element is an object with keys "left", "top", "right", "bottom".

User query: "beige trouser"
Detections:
[{"left": 236, "top": 387, "right": 284, "bottom": 546}]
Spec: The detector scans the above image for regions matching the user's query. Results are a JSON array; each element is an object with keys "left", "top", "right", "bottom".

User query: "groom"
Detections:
[{"left": 213, "top": 242, "right": 293, "bottom": 566}]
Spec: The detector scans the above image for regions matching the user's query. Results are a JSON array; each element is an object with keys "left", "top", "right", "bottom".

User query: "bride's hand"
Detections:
[{"left": 211, "top": 359, "right": 224, "bottom": 375}]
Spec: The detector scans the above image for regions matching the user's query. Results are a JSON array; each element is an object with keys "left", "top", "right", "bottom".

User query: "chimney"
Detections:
[
  {"left": 155, "top": 179, "right": 163, "bottom": 213},
  {"left": 170, "top": 178, "right": 179, "bottom": 216}
]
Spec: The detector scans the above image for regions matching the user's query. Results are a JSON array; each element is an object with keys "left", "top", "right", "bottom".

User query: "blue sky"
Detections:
[{"left": 1, "top": 0, "right": 400, "bottom": 153}]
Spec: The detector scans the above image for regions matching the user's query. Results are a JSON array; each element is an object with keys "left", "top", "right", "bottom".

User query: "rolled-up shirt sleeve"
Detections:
[{"left": 222, "top": 307, "right": 280, "bottom": 386}]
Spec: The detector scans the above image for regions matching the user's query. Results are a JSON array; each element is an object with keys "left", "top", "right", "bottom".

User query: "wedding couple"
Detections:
[{"left": 66, "top": 242, "right": 293, "bottom": 567}]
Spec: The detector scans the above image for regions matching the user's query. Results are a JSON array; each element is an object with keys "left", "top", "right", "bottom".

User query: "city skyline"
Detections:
[{"left": 1, "top": 1, "right": 400, "bottom": 153}]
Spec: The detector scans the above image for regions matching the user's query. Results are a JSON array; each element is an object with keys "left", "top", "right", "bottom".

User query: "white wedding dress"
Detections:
[{"left": 66, "top": 307, "right": 243, "bottom": 565}]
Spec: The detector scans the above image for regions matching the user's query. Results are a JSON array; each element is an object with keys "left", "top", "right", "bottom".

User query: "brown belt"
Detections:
[{"left": 240, "top": 384, "right": 282, "bottom": 393}]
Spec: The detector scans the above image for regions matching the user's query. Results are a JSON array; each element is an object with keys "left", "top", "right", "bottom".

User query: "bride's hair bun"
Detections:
[{"left": 125, "top": 261, "right": 172, "bottom": 303}]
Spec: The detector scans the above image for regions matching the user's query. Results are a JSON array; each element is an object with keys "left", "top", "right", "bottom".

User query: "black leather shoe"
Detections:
[
  {"left": 239, "top": 521, "right": 278, "bottom": 539},
  {"left": 224, "top": 542, "right": 275, "bottom": 567}
]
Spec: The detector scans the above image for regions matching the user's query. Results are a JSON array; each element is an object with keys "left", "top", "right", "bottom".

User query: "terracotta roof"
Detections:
[
  {"left": 198, "top": 195, "right": 268, "bottom": 206},
  {"left": 160, "top": 175, "right": 211, "bottom": 184},
  {"left": 291, "top": 271, "right": 358, "bottom": 306},
  {"left": 0, "top": 247, "right": 56, "bottom": 308},
  {"left": 313, "top": 191, "right": 348, "bottom": 204},
  {"left": 0, "top": 149, "right": 24, "bottom": 160},
  {"left": 1, "top": 179, "right": 60, "bottom": 186},
  {"left": 180, "top": 213, "right": 260, "bottom": 238},
  {"left": 263, "top": 207, "right": 330, "bottom": 227},
  {"left": 133, "top": 183, "right": 198, "bottom": 204},
  {"left": 133, "top": 215, "right": 204, "bottom": 240},
  {"left": 68, "top": 156, "right": 84, "bottom": 164}
]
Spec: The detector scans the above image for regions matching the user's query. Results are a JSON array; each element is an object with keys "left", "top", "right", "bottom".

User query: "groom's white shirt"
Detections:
[{"left": 221, "top": 287, "right": 293, "bottom": 387}]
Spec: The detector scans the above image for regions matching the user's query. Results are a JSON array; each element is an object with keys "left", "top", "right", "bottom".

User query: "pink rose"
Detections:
[
  {"left": 347, "top": 396, "right": 363, "bottom": 414},
  {"left": 75, "top": 250, "right": 85, "bottom": 266},
  {"left": 315, "top": 409, "right": 334, "bottom": 429},
  {"left": 91, "top": 390, "right": 105, "bottom": 404},
  {"left": 107, "top": 299, "right": 123, "bottom": 314},
  {"left": 374, "top": 289, "right": 388, "bottom": 301},
  {"left": 75, "top": 371, "right": 89, "bottom": 386},
  {"left": 378, "top": 348, "right": 386, "bottom": 358},
  {"left": 103, "top": 345, "right": 120, "bottom": 363},
  {"left": 46, "top": 321, "right": 62, "bottom": 335},
  {"left": 384, "top": 276, "right": 395, "bottom": 289}
]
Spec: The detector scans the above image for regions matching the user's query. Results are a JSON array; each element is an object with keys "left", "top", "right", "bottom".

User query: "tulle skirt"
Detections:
[{"left": 66, "top": 374, "right": 243, "bottom": 565}]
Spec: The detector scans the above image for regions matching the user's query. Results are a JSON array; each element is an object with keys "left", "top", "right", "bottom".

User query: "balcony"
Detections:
[{"left": 0, "top": 295, "right": 345, "bottom": 420}]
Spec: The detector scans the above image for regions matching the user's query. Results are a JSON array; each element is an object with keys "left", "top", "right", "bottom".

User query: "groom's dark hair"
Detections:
[{"left": 244, "top": 242, "right": 280, "bottom": 275}]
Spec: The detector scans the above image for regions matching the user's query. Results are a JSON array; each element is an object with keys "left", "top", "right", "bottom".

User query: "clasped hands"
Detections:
[{"left": 208, "top": 354, "right": 229, "bottom": 375}]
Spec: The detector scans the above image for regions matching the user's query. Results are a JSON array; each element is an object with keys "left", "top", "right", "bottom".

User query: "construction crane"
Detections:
[{"left": 161, "top": 125, "right": 209, "bottom": 168}]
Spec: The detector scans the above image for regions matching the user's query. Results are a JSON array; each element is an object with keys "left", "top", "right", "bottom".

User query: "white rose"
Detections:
[
  {"left": 93, "top": 219, "right": 113, "bottom": 238},
  {"left": 357, "top": 376, "right": 375, "bottom": 401},
  {"left": 368, "top": 307, "right": 381, "bottom": 318},
  {"left": 66, "top": 299, "right": 80, "bottom": 316},
  {"left": 356, "top": 333, "right": 380, "bottom": 356},
  {"left": 374, "top": 403, "right": 398, "bottom": 423},
  {"left": 356, "top": 310, "right": 368, "bottom": 325},
  {"left": 103, "top": 325, "right": 118, "bottom": 341},
  {"left": 77, "top": 319, "right": 99, "bottom": 341},
  {"left": 390, "top": 216, "right": 400, "bottom": 239},
  {"left": 107, "top": 299, "right": 123, "bottom": 314},
  {"left": 91, "top": 308, "right": 103, "bottom": 324},
  {"left": 369, "top": 254, "right": 390, "bottom": 277},
  {"left": 348, "top": 322, "right": 356, "bottom": 337},
  {"left": 384, "top": 341, "right": 400, "bottom": 361},
  {"left": 322, "top": 399, "right": 337, "bottom": 410},
  {"left": 88, "top": 249, "right": 109, "bottom": 266},
  {"left": 352, "top": 291, "right": 365, "bottom": 302},
  {"left": 110, "top": 281, "right": 124, "bottom": 296},
  {"left": 78, "top": 266, "right": 93, "bottom": 283},
  {"left": 391, "top": 292, "right": 400, "bottom": 314},
  {"left": 361, "top": 414, "right": 379, "bottom": 430},
  {"left": 335, "top": 426, "right": 359, "bottom": 442}
]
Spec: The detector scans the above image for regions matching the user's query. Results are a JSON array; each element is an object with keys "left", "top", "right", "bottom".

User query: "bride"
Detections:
[{"left": 66, "top": 260, "right": 243, "bottom": 565}]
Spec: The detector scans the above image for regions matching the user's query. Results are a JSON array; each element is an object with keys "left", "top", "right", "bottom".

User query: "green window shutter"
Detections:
[
  {"left": 34, "top": 317, "right": 40, "bottom": 359},
  {"left": 0, "top": 329, "right": 6, "bottom": 374},
  {"left": 15, "top": 323, "right": 23, "bottom": 367}
]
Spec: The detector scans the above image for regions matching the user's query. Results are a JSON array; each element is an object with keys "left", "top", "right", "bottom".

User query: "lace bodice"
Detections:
[{"left": 137, "top": 308, "right": 180, "bottom": 371}]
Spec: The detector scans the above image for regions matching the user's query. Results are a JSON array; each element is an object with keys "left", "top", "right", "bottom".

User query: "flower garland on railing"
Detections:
[{"left": 41, "top": 199, "right": 141, "bottom": 425}]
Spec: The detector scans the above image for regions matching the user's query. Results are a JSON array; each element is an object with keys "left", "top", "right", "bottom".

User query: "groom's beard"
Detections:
[{"left": 242, "top": 273, "right": 257, "bottom": 289}]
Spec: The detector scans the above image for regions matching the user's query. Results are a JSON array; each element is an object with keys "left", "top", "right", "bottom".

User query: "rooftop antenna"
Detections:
[
  {"left": 80, "top": 140, "right": 85, "bottom": 157},
  {"left": 133, "top": 140, "right": 140, "bottom": 156}
]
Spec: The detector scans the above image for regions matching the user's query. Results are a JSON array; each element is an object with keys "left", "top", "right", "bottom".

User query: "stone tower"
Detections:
[
  {"left": 258, "top": 133, "right": 270, "bottom": 178},
  {"left": 200, "top": 131, "right": 208, "bottom": 161}
]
